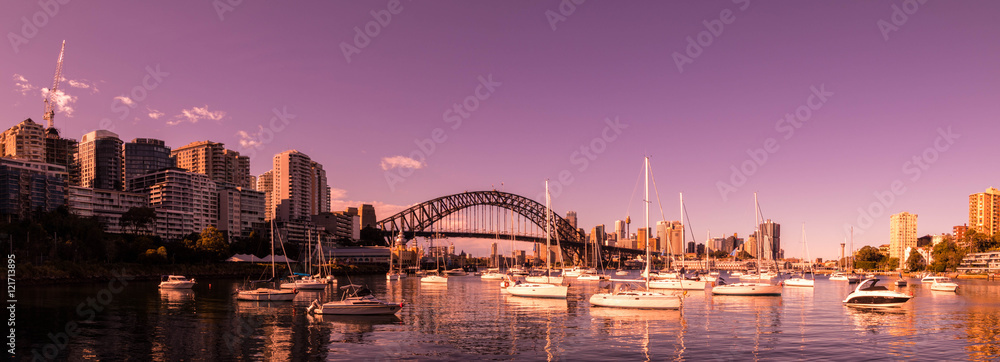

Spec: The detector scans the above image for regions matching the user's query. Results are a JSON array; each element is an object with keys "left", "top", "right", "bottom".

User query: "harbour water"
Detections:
[{"left": 19, "top": 273, "right": 1000, "bottom": 361}]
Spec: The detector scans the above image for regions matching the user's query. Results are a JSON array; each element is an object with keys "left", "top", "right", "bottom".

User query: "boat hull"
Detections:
[
  {"left": 314, "top": 303, "right": 402, "bottom": 315},
  {"left": 506, "top": 284, "right": 568, "bottom": 299},
  {"left": 159, "top": 282, "right": 195, "bottom": 289},
  {"left": 420, "top": 275, "right": 448, "bottom": 284},
  {"left": 281, "top": 281, "right": 328, "bottom": 290},
  {"left": 589, "top": 293, "right": 681, "bottom": 309},
  {"left": 711, "top": 283, "right": 782, "bottom": 296},
  {"left": 784, "top": 278, "right": 815, "bottom": 287},
  {"left": 525, "top": 276, "right": 564, "bottom": 284},
  {"left": 480, "top": 273, "right": 505, "bottom": 280},
  {"left": 842, "top": 296, "right": 912, "bottom": 307},
  {"left": 648, "top": 279, "right": 707, "bottom": 290},
  {"left": 236, "top": 288, "right": 297, "bottom": 301},
  {"left": 930, "top": 283, "right": 958, "bottom": 292}
]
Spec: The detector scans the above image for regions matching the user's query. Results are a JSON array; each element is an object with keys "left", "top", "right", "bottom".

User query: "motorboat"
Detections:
[
  {"left": 386, "top": 271, "right": 404, "bottom": 281},
  {"left": 505, "top": 282, "right": 568, "bottom": 299},
  {"left": 589, "top": 282, "right": 682, "bottom": 309},
  {"left": 444, "top": 268, "right": 467, "bottom": 276},
  {"left": 830, "top": 272, "right": 850, "bottom": 281},
  {"left": 730, "top": 271, "right": 744, "bottom": 277},
  {"left": 563, "top": 267, "right": 583, "bottom": 278},
  {"left": 615, "top": 270, "right": 630, "bottom": 276},
  {"left": 929, "top": 277, "right": 959, "bottom": 292},
  {"left": 894, "top": 279, "right": 907, "bottom": 287},
  {"left": 307, "top": 284, "right": 403, "bottom": 315},
  {"left": 480, "top": 268, "right": 505, "bottom": 280},
  {"left": 842, "top": 278, "right": 913, "bottom": 307},
  {"left": 159, "top": 275, "right": 196, "bottom": 289},
  {"left": 281, "top": 275, "right": 329, "bottom": 290},
  {"left": 739, "top": 271, "right": 776, "bottom": 281},
  {"left": 711, "top": 281, "right": 782, "bottom": 296},
  {"left": 921, "top": 275, "right": 949, "bottom": 284}
]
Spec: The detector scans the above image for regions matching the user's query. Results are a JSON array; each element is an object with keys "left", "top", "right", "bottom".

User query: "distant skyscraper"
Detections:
[
  {"left": 267, "top": 150, "right": 330, "bottom": 221},
  {"left": 758, "top": 219, "right": 780, "bottom": 260},
  {"left": 257, "top": 170, "right": 274, "bottom": 220},
  {"left": 657, "top": 220, "right": 683, "bottom": 256},
  {"left": 171, "top": 140, "right": 252, "bottom": 188},
  {"left": 566, "top": 211, "right": 577, "bottom": 229},
  {"left": 969, "top": 187, "right": 1000, "bottom": 236},
  {"left": 890, "top": 212, "right": 918, "bottom": 262},
  {"left": 0, "top": 118, "right": 45, "bottom": 162},
  {"left": 590, "top": 224, "right": 606, "bottom": 247},
  {"left": 614, "top": 219, "right": 625, "bottom": 240},
  {"left": 123, "top": 138, "right": 173, "bottom": 189},
  {"left": 361, "top": 204, "right": 376, "bottom": 228},
  {"left": 78, "top": 130, "right": 123, "bottom": 190}
]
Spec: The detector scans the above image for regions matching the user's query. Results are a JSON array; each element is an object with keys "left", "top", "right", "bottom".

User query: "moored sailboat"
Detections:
[
  {"left": 712, "top": 193, "right": 782, "bottom": 297},
  {"left": 507, "top": 180, "right": 568, "bottom": 299}
]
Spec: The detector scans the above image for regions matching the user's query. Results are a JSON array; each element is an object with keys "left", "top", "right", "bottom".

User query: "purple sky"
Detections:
[{"left": 4, "top": 1, "right": 999, "bottom": 260}]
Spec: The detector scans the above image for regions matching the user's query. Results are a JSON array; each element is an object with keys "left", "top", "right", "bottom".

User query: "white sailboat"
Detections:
[
  {"left": 282, "top": 229, "right": 330, "bottom": 290},
  {"left": 649, "top": 193, "right": 706, "bottom": 291},
  {"left": 785, "top": 224, "right": 815, "bottom": 287},
  {"left": 237, "top": 221, "right": 298, "bottom": 301},
  {"left": 420, "top": 233, "right": 448, "bottom": 284},
  {"left": 712, "top": 193, "right": 782, "bottom": 296},
  {"left": 507, "top": 180, "right": 568, "bottom": 299},
  {"left": 589, "top": 157, "right": 681, "bottom": 309}
]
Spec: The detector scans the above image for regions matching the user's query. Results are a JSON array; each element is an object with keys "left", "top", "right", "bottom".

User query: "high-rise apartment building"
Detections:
[
  {"left": 969, "top": 187, "right": 1000, "bottom": 236},
  {"left": 890, "top": 212, "right": 918, "bottom": 262},
  {"left": 44, "top": 128, "right": 79, "bottom": 186},
  {"left": 759, "top": 219, "right": 780, "bottom": 260},
  {"left": 0, "top": 118, "right": 45, "bottom": 162},
  {"left": 0, "top": 158, "right": 66, "bottom": 220},
  {"left": 123, "top": 138, "right": 173, "bottom": 189},
  {"left": 129, "top": 168, "right": 218, "bottom": 240},
  {"left": 257, "top": 170, "right": 274, "bottom": 220},
  {"left": 171, "top": 141, "right": 251, "bottom": 188},
  {"left": 78, "top": 130, "right": 123, "bottom": 191},
  {"left": 267, "top": 150, "right": 330, "bottom": 221},
  {"left": 657, "top": 220, "right": 683, "bottom": 256}
]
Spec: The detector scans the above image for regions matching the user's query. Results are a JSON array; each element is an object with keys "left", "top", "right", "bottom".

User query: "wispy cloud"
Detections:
[
  {"left": 147, "top": 107, "right": 164, "bottom": 119},
  {"left": 168, "top": 105, "right": 225, "bottom": 126},
  {"left": 330, "top": 187, "right": 348, "bottom": 200},
  {"left": 114, "top": 95, "right": 135, "bottom": 107},
  {"left": 236, "top": 126, "right": 264, "bottom": 148},
  {"left": 66, "top": 78, "right": 99, "bottom": 93},
  {"left": 13, "top": 74, "right": 36, "bottom": 95},
  {"left": 380, "top": 155, "right": 425, "bottom": 171},
  {"left": 41, "top": 87, "right": 77, "bottom": 117}
]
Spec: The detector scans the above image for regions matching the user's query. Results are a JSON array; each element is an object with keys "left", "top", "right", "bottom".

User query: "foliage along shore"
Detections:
[{"left": 18, "top": 261, "right": 390, "bottom": 286}]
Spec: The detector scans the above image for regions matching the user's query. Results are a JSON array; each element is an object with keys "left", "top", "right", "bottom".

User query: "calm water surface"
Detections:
[{"left": 19, "top": 272, "right": 1000, "bottom": 361}]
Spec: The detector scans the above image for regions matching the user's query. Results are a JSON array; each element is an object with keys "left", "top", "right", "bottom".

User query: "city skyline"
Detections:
[{"left": 4, "top": 1, "right": 1000, "bottom": 260}]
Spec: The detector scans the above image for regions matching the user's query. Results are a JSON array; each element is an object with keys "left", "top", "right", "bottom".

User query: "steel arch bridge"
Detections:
[{"left": 376, "top": 190, "right": 647, "bottom": 262}]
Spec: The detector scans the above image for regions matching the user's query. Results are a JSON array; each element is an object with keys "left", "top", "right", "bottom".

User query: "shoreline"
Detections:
[{"left": 17, "top": 261, "right": 390, "bottom": 286}]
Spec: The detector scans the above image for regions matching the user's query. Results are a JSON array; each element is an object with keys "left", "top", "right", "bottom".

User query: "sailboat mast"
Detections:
[
  {"left": 545, "top": 180, "right": 552, "bottom": 277},
  {"left": 270, "top": 220, "right": 275, "bottom": 280},
  {"left": 680, "top": 192, "right": 685, "bottom": 267},
  {"left": 754, "top": 192, "right": 761, "bottom": 278},
  {"left": 644, "top": 157, "right": 651, "bottom": 287}
]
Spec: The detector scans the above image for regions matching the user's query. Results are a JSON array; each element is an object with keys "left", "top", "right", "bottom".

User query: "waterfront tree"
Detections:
[
  {"left": 906, "top": 249, "right": 926, "bottom": 272},
  {"left": 196, "top": 226, "right": 229, "bottom": 262},
  {"left": 854, "top": 246, "right": 884, "bottom": 270},
  {"left": 930, "top": 240, "right": 965, "bottom": 272}
]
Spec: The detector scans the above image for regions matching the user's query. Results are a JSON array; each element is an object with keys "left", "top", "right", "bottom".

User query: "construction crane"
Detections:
[{"left": 43, "top": 40, "right": 66, "bottom": 129}]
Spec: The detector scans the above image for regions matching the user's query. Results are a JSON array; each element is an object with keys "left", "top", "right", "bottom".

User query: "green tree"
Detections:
[
  {"left": 710, "top": 250, "right": 730, "bottom": 259},
  {"left": 906, "top": 249, "right": 926, "bottom": 272},
  {"left": 119, "top": 207, "right": 156, "bottom": 235},
  {"left": 736, "top": 250, "right": 752, "bottom": 260},
  {"left": 964, "top": 229, "right": 998, "bottom": 253},
  {"left": 930, "top": 240, "right": 965, "bottom": 272},
  {"left": 854, "top": 246, "right": 885, "bottom": 271},
  {"left": 196, "top": 226, "right": 229, "bottom": 262}
]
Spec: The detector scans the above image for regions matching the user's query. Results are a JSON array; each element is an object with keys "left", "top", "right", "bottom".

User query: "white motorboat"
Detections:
[
  {"left": 506, "top": 282, "right": 568, "bottom": 299},
  {"left": 929, "top": 277, "right": 959, "bottom": 292},
  {"left": 830, "top": 272, "right": 850, "bottom": 281},
  {"left": 590, "top": 282, "right": 681, "bottom": 309},
  {"left": 159, "top": 275, "right": 196, "bottom": 289},
  {"left": 563, "top": 267, "right": 583, "bottom": 278},
  {"left": 444, "top": 268, "right": 467, "bottom": 276},
  {"left": 615, "top": 270, "right": 630, "bottom": 276},
  {"left": 588, "top": 157, "right": 683, "bottom": 310},
  {"left": 307, "top": 284, "right": 403, "bottom": 315},
  {"left": 281, "top": 276, "right": 329, "bottom": 290},
  {"left": 731, "top": 271, "right": 743, "bottom": 277},
  {"left": 921, "top": 275, "right": 949, "bottom": 284},
  {"left": 842, "top": 278, "right": 913, "bottom": 307}
]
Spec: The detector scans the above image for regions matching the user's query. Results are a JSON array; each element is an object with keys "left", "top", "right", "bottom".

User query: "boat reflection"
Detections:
[
  {"left": 505, "top": 295, "right": 568, "bottom": 312},
  {"left": 589, "top": 307, "right": 681, "bottom": 321},
  {"left": 159, "top": 288, "right": 195, "bottom": 306},
  {"left": 845, "top": 304, "right": 913, "bottom": 334}
]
